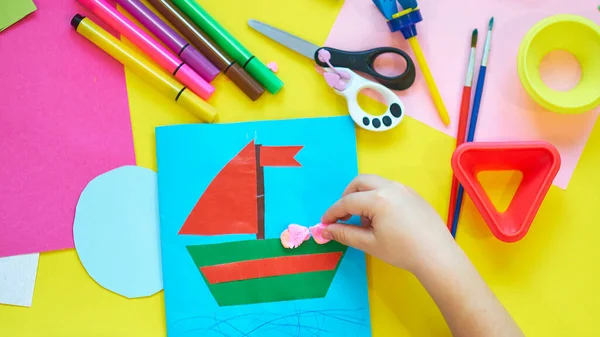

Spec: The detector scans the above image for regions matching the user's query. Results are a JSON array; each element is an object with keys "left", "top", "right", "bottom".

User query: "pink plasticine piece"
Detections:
[
  {"left": 323, "top": 72, "right": 347, "bottom": 91},
  {"left": 309, "top": 223, "right": 330, "bottom": 244},
  {"left": 267, "top": 61, "right": 279, "bottom": 73},
  {"left": 324, "top": 72, "right": 341, "bottom": 88},
  {"left": 280, "top": 224, "right": 310, "bottom": 249},
  {"left": 280, "top": 230, "right": 292, "bottom": 248}
]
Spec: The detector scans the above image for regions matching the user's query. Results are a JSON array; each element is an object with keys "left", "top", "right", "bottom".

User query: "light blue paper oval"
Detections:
[{"left": 73, "top": 165, "right": 162, "bottom": 299}]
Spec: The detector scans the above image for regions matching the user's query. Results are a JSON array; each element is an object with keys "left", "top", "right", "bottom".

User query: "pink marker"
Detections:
[{"left": 78, "top": 0, "right": 214, "bottom": 100}]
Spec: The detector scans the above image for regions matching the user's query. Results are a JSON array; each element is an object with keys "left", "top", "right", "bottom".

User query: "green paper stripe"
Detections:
[
  {"left": 204, "top": 271, "right": 338, "bottom": 306},
  {"left": 187, "top": 239, "right": 346, "bottom": 267}
]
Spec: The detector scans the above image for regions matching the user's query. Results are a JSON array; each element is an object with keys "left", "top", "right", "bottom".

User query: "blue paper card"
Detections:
[{"left": 156, "top": 117, "right": 371, "bottom": 337}]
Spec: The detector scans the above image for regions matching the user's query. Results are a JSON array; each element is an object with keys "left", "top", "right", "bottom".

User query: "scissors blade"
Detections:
[{"left": 248, "top": 19, "right": 320, "bottom": 60}]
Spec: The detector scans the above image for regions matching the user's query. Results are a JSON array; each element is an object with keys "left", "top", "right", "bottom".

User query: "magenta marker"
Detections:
[
  {"left": 115, "top": 0, "right": 219, "bottom": 82},
  {"left": 78, "top": 0, "right": 214, "bottom": 100}
]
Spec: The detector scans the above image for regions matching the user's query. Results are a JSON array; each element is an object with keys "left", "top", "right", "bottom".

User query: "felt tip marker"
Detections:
[
  {"left": 77, "top": 0, "right": 214, "bottom": 100},
  {"left": 71, "top": 14, "right": 217, "bottom": 122},
  {"left": 115, "top": 0, "right": 219, "bottom": 82},
  {"left": 170, "top": 0, "right": 283, "bottom": 94},
  {"left": 147, "top": 0, "right": 265, "bottom": 101}
]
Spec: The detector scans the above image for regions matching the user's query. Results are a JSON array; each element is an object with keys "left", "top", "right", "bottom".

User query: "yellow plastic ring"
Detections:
[{"left": 518, "top": 15, "right": 600, "bottom": 114}]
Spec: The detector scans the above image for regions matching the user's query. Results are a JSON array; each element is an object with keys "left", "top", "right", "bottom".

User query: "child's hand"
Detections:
[
  {"left": 321, "top": 174, "right": 456, "bottom": 273},
  {"left": 323, "top": 175, "right": 525, "bottom": 337}
]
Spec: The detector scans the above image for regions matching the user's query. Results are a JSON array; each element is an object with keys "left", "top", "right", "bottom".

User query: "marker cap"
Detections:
[
  {"left": 245, "top": 58, "right": 283, "bottom": 94},
  {"left": 180, "top": 46, "right": 220, "bottom": 82},
  {"left": 177, "top": 89, "right": 218, "bottom": 122},
  {"left": 176, "top": 63, "right": 215, "bottom": 100},
  {"left": 224, "top": 63, "right": 265, "bottom": 101}
]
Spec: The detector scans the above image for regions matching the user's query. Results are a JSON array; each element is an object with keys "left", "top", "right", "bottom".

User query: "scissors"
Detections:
[
  {"left": 248, "top": 19, "right": 411, "bottom": 132},
  {"left": 248, "top": 20, "right": 415, "bottom": 91}
]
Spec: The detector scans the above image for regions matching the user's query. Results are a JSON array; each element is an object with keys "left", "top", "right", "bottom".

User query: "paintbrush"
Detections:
[
  {"left": 446, "top": 29, "right": 478, "bottom": 232},
  {"left": 451, "top": 17, "right": 494, "bottom": 238}
]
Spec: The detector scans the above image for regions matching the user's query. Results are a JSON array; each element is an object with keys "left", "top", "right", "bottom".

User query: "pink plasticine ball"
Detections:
[
  {"left": 309, "top": 223, "right": 330, "bottom": 244},
  {"left": 280, "top": 224, "right": 310, "bottom": 249},
  {"left": 280, "top": 229, "right": 293, "bottom": 249},
  {"left": 267, "top": 61, "right": 279, "bottom": 73}
]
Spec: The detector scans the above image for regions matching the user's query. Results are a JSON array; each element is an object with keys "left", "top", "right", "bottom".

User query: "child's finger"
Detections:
[
  {"left": 321, "top": 190, "right": 378, "bottom": 224},
  {"left": 322, "top": 223, "right": 375, "bottom": 252},
  {"left": 339, "top": 215, "right": 352, "bottom": 222},
  {"left": 342, "top": 174, "right": 390, "bottom": 196},
  {"left": 360, "top": 216, "right": 372, "bottom": 227}
]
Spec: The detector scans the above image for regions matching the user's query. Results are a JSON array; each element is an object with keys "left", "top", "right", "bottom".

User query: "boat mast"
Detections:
[{"left": 255, "top": 144, "right": 265, "bottom": 240}]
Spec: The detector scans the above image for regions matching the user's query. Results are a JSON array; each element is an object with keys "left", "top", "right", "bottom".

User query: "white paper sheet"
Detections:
[{"left": 0, "top": 253, "right": 40, "bottom": 307}]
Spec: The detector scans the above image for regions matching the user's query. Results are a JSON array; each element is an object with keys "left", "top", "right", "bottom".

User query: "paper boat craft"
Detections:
[{"left": 180, "top": 140, "right": 347, "bottom": 306}]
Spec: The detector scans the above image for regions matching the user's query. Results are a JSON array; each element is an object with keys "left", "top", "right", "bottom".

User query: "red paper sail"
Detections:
[
  {"left": 179, "top": 140, "right": 303, "bottom": 236},
  {"left": 179, "top": 141, "right": 257, "bottom": 235}
]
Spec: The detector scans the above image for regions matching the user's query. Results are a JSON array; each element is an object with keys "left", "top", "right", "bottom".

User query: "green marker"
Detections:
[{"left": 170, "top": 0, "right": 283, "bottom": 94}]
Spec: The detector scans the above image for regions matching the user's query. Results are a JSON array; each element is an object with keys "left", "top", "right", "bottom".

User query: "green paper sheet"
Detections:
[{"left": 0, "top": 0, "right": 36, "bottom": 32}]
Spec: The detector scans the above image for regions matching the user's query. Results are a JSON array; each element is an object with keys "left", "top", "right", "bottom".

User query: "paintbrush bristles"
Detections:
[
  {"left": 481, "top": 17, "right": 494, "bottom": 66},
  {"left": 471, "top": 29, "right": 478, "bottom": 48}
]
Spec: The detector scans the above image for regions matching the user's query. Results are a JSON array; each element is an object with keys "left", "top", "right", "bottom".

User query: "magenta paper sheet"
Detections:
[{"left": 0, "top": 0, "right": 135, "bottom": 257}]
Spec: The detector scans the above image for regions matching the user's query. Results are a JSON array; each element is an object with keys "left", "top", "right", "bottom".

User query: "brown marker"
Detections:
[{"left": 148, "top": 0, "right": 265, "bottom": 101}]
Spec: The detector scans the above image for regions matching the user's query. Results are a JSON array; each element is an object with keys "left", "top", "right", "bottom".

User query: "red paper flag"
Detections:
[{"left": 260, "top": 146, "right": 303, "bottom": 167}]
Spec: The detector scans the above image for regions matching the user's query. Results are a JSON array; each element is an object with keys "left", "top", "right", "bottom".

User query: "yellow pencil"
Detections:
[
  {"left": 408, "top": 36, "right": 450, "bottom": 126},
  {"left": 390, "top": 7, "right": 450, "bottom": 126},
  {"left": 70, "top": 14, "right": 217, "bottom": 123}
]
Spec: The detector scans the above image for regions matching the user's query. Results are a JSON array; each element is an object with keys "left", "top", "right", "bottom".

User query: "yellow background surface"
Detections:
[{"left": 2, "top": 1, "right": 600, "bottom": 336}]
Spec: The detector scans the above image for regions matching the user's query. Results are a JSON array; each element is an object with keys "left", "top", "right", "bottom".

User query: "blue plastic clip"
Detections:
[{"left": 387, "top": 8, "right": 423, "bottom": 39}]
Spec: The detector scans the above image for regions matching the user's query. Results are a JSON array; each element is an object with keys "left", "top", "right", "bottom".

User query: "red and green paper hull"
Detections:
[{"left": 187, "top": 239, "right": 348, "bottom": 306}]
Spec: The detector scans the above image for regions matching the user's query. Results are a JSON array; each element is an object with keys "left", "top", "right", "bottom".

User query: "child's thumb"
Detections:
[{"left": 322, "top": 223, "right": 373, "bottom": 251}]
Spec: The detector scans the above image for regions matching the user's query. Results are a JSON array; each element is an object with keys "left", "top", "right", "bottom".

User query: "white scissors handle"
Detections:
[{"left": 330, "top": 68, "right": 405, "bottom": 132}]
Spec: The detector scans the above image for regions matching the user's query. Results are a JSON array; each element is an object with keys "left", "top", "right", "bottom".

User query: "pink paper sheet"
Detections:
[
  {"left": 326, "top": 0, "right": 599, "bottom": 189},
  {"left": 0, "top": 0, "right": 134, "bottom": 257}
]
